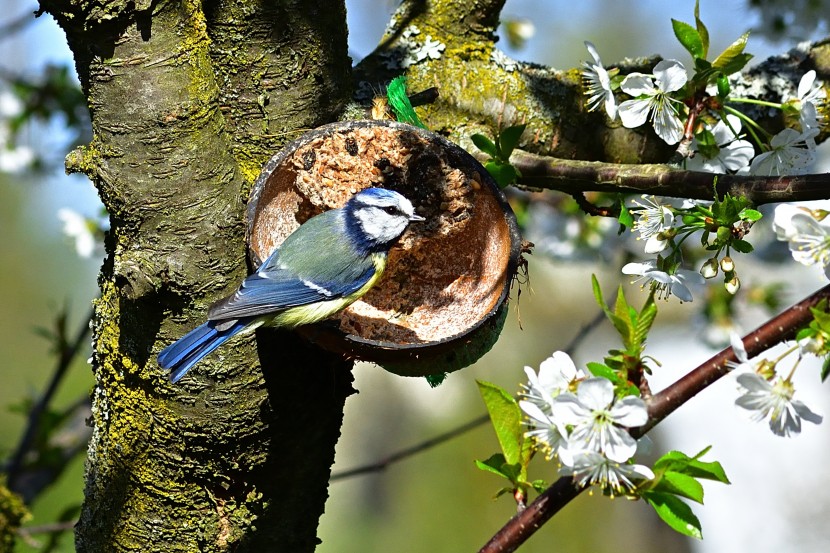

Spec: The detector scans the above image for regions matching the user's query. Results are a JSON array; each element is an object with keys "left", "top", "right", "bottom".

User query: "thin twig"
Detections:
[
  {"left": 478, "top": 284, "right": 830, "bottom": 553},
  {"left": 569, "top": 192, "right": 620, "bottom": 218},
  {"left": 18, "top": 520, "right": 76, "bottom": 536},
  {"left": 512, "top": 150, "right": 830, "bottom": 205},
  {"left": 5, "top": 307, "right": 94, "bottom": 491},
  {"left": 330, "top": 415, "right": 489, "bottom": 480}
]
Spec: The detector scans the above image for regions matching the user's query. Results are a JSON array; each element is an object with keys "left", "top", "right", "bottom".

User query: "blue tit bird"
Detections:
[{"left": 158, "top": 187, "right": 424, "bottom": 383}]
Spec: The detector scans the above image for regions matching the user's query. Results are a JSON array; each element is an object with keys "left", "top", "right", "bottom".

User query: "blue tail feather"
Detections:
[{"left": 158, "top": 319, "right": 250, "bottom": 383}]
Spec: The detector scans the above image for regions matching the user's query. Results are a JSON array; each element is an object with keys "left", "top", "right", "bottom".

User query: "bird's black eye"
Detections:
[{"left": 383, "top": 206, "right": 398, "bottom": 215}]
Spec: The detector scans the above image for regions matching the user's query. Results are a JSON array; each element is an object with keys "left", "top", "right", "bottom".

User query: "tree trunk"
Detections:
[{"left": 39, "top": 0, "right": 352, "bottom": 550}]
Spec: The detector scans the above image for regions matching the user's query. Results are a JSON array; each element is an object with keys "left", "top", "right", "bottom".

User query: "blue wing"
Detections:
[
  {"left": 206, "top": 262, "right": 377, "bottom": 321},
  {"left": 208, "top": 208, "right": 380, "bottom": 321}
]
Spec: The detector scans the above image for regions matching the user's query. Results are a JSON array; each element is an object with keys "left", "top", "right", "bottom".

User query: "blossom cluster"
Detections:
[
  {"left": 582, "top": 42, "right": 824, "bottom": 176},
  {"left": 518, "top": 352, "right": 653, "bottom": 495}
]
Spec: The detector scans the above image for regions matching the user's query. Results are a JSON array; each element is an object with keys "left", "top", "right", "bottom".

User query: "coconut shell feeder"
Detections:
[{"left": 246, "top": 120, "right": 522, "bottom": 377}]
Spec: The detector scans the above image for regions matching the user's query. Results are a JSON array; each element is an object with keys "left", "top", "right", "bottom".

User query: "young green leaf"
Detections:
[
  {"left": 633, "top": 294, "right": 658, "bottom": 349},
  {"left": 712, "top": 32, "right": 752, "bottom": 74},
  {"left": 654, "top": 471, "right": 705, "bottom": 504},
  {"left": 693, "top": 0, "right": 710, "bottom": 59},
  {"left": 618, "top": 200, "right": 634, "bottom": 229},
  {"left": 731, "top": 239, "right": 754, "bottom": 254},
  {"left": 654, "top": 448, "right": 730, "bottom": 484},
  {"left": 644, "top": 491, "right": 703, "bottom": 539},
  {"left": 739, "top": 208, "right": 763, "bottom": 222},
  {"left": 472, "top": 133, "right": 498, "bottom": 157},
  {"left": 475, "top": 454, "right": 510, "bottom": 478},
  {"left": 484, "top": 160, "right": 521, "bottom": 188},
  {"left": 672, "top": 19, "right": 705, "bottom": 59},
  {"left": 498, "top": 124, "right": 527, "bottom": 158},
  {"left": 822, "top": 356, "right": 830, "bottom": 382},
  {"left": 477, "top": 380, "right": 523, "bottom": 465}
]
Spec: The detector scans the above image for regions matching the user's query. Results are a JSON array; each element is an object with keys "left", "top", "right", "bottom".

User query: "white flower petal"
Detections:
[
  {"left": 654, "top": 59, "right": 688, "bottom": 92},
  {"left": 619, "top": 73, "right": 654, "bottom": 96},
  {"left": 610, "top": 396, "right": 649, "bottom": 427},
  {"left": 618, "top": 98, "right": 651, "bottom": 129},
  {"left": 575, "top": 378, "right": 615, "bottom": 411}
]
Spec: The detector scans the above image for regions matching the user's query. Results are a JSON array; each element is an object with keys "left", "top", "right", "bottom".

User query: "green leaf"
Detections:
[
  {"left": 694, "top": 0, "right": 710, "bottom": 59},
  {"left": 614, "top": 286, "right": 636, "bottom": 348},
  {"left": 472, "top": 133, "right": 498, "bottom": 157},
  {"left": 716, "top": 73, "right": 730, "bottom": 97},
  {"left": 656, "top": 471, "right": 705, "bottom": 503},
  {"left": 592, "top": 274, "right": 606, "bottom": 310},
  {"left": 822, "top": 356, "right": 830, "bottom": 382},
  {"left": 644, "top": 491, "right": 703, "bottom": 539},
  {"left": 654, "top": 448, "right": 730, "bottom": 484},
  {"left": 477, "top": 380, "right": 523, "bottom": 465},
  {"left": 586, "top": 362, "right": 617, "bottom": 380},
  {"left": 386, "top": 75, "right": 426, "bottom": 128},
  {"left": 739, "top": 208, "right": 763, "bottom": 222},
  {"left": 633, "top": 294, "right": 658, "bottom": 348},
  {"left": 618, "top": 201, "right": 634, "bottom": 229},
  {"left": 531, "top": 480, "right": 549, "bottom": 494},
  {"left": 498, "top": 124, "right": 526, "bottom": 158},
  {"left": 712, "top": 33, "right": 752, "bottom": 74},
  {"left": 672, "top": 19, "right": 705, "bottom": 59},
  {"left": 484, "top": 160, "right": 520, "bottom": 188},
  {"left": 731, "top": 239, "right": 754, "bottom": 254},
  {"left": 475, "top": 454, "right": 510, "bottom": 478},
  {"left": 795, "top": 327, "right": 816, "bottom": 341}
]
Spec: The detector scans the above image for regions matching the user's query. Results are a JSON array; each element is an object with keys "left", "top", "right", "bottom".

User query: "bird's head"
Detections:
[{"left": 345, "top": 188, "right": 424, "bottom": 250}]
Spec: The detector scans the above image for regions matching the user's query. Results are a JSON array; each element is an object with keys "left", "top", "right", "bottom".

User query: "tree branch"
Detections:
[
  {"left": 512, "top": 150, "right": 830, "bottom": 204},
  {"left": 479, "top": 283, "right": 830, "bottom": 553}
]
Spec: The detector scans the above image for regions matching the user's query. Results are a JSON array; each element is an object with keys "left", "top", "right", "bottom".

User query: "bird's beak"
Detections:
[{"left": 409, "top": 213, "right": 426, "bottom": 222}]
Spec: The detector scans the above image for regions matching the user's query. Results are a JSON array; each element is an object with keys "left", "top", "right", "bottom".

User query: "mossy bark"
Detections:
[{"left": 40, "top": 0, "right": 351, "bottom": 551}]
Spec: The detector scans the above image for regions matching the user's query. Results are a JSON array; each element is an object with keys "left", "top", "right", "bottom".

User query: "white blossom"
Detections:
[
  {"left": 686, "top": 114, "right": 754, "bottom": 174},
  {"left": 772, "top": 203, "right": 830, "bottom": 278},
  {"left": 622, "top": 260, "right": 704, "bottom": 302},
  {"left": 631, "top": 195, "right": 674, "bottom": 253},
  {"left": 521, "top": 351, "right": 585, "bottom": 415},
  {"left": 559, "top": 450, "right": 654, "bottom": 495},
  {"left": 518, "top": 400, "right": 569, "bottom": 458},
  {"left": 551, "top": 378, "right": 648, "bottom": 463},
  {"left": 736, "top": 373, "right": 823, "bottom": 437},
  {"left": 57, "top": 208, "right": 97, "bottom": 258},
  {"left": 793, "top": 69, "right": 826, "bottom": 109},
  {"left": 582, "top": 41, "right": 617, "bottom": 120},
  {"left": 749, "top": 127, "right": 818, "bottom": 176},
  {"left": 618, "top": 59, "right": 687, "bottom": 144}
]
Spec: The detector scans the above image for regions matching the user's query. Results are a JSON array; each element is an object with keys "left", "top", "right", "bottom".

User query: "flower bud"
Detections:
[
  {"left": 700, "top": 258, "right": 719, "bottom": 279},
  {"left": 725, "top": 274, "right": 740, "bottom": 295},
  {"left": 720, "top": 256, "right": 735, "bottom": 273}
]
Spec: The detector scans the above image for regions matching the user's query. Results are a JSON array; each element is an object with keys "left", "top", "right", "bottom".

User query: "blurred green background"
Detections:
[{"left": 3, "top": 1, "right": 830, "bottom": 552}]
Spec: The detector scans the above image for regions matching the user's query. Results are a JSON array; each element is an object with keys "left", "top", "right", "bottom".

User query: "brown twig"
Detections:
[
  {"left": 478, "top": 283, "right": 830, "bottom": 553},
  {"left": 512, "top": 150, "right": 830, "bottom": 204},
  {"left": 569, "top": 192, "right": 620, "bottom": 218},
  {"left": 330, "top": 415, "right": 489, "bottom": 480},
  {"left": 5, "top": 307, "right": 93, "bottom": 492}
]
